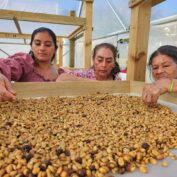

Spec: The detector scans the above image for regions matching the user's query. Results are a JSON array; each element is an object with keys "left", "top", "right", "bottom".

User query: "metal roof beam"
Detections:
[
  {"left": 77, "top": 1, "right": 84, "bottom": 17},
  {"left": 105, "top": 0, "right": 127, "bottom": 31}
]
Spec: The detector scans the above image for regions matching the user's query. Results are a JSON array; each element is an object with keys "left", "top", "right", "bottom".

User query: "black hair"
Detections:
[
  {"left": 29, "top": 27, "right": 58, "bottom": 62},
  {"left": 112, "top": 61, "right": 120, "bottom": 74},
  {"left": 92, "top": 43, "right": 120, "bottom": 77},
  {"left": 148, "top": 45, "right": 177, "bottom": 70}
]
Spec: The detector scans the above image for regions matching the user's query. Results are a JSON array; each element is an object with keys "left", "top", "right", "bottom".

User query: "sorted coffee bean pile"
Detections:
[{"left": 0, "top": 94, "right": 177, "bottom": 177}]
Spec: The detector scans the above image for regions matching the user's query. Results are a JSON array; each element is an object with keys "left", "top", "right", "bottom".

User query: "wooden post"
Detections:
[
  {"left": 69, "top": 39, "right": 75, "bottom": 67},
  {"left": 68, "top": 10, "right": 76, "bottom": 68},
  {"left": 70, "top": 10, "right": 75, "bottom": 17},
  {"left": 127, "top": 0, "right": 151, "bottom": 81},
  {"left": 127, "top": 0, "right": 165, "bottom": 81},
  {"left": 57, "top": 38, "right": 63, "bottom": 67},
  {"left": 83, "top": 0, "right": 93, "bottom": 68}
]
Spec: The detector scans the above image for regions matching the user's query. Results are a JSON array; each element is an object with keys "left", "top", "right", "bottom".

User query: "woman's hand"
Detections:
[
  {"left": 142, "top": 78, "right": 170, "bottom": 106},
  {"left": 0, "top": 73, "right": 16, "bottom": 101}
]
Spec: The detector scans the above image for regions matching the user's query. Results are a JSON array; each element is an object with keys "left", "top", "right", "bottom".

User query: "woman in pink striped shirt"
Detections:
[{"left": 57, "top": 43, "right": 121, "bottom": 81}]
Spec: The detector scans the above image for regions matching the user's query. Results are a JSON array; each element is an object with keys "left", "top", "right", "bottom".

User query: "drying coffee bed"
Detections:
[{"left": 0, "top": 94, "right": 177, "bottom": 177}]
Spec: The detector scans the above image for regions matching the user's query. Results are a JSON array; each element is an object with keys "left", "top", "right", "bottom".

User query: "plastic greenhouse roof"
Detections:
[{"left": 0, "top": 0, "right": 177, "bottom": 43}]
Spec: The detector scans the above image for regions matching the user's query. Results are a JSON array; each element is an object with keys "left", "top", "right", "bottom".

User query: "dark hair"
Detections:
[
  {"left": 112, "top": 61, "right": 120, "bottom": 74},
  {"left": 92, "top": 43, "right": 120, "bottom": 77},
  {"left": 29, "top": 27, "right": 58, "bottom": 62},
  {"left": 92, "top": 43, "right": 117, "bottom": 60},
  {"left": 148, "top": 45, "right": 177, "bottom": 70}
]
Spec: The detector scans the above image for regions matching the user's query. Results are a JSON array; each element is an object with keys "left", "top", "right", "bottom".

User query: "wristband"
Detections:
[{"left": 168, "top": 79, "right": 174, "bottom": 93}]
